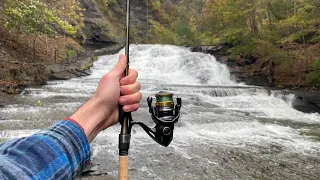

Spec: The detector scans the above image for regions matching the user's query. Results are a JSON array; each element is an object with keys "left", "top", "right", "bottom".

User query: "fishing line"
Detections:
[
  {"left": 147, "top": 0, "right": 149, "bottom": 45},
  {"left": 146, "top": 0, "right": 150, "bottom": 92}
]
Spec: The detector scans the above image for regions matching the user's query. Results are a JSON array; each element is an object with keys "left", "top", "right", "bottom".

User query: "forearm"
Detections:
[
  {"left": 0, "top": 120, "right": 90, "bottom": 179},
  {"left": 70, "top": 95, "right": 117, "bottom": 143}
]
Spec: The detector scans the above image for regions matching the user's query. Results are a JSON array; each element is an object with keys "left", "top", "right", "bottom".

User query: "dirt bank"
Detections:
[{"left": 0, "top": 43, "right": 124, "bottom": 94}]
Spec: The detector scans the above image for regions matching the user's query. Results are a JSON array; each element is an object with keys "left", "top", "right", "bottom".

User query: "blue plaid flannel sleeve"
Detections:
[{"left": 0, "top": 120, "right": 90, "bottom": 179}]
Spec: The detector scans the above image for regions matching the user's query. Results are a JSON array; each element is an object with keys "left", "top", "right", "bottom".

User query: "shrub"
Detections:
[{"left": 306, "top": 58, "right": 320, "bottom": 86}]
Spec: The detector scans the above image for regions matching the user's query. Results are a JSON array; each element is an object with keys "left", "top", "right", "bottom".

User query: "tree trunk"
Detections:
[
  {"left": 67, "top": 50, "right": 69, "bottom": 64},
  {"left": 45, "top": 35, "right": 48, "bottom": 55},
  {"left": 2, "top": 35, "right": 7, "bottom": 59},
  {"left": 54, "top": 49, "right": 58, "bottom": 62},
  {"left": 33, "top": 35, "right": 38, "bottom": 61},
  {"left": 64, "top": 5, "right": 67, "bottom": 50},
  {"left": 15, "top": 33, "right": 21, "bottom": 50},
  {"left": 64, "top": 32, "right": 66, "bottom": 49},
  {"left": 251, "top": 8, "right": 259, "bottom": 34},
  {"left": 267, "top": 2, "right": 274, "bottom": 25},
  {"left": 267, "top": 61, "right": 275, "bottom": 87},
  {"left": 294, "top": 0, "right": 297, "bottom": 15},
  {"left": 76, "top": 50, "right": 78, "bottom": 61}
]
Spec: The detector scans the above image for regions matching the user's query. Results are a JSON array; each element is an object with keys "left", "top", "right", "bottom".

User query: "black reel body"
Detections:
[{"left": 120, "top": 91, "right": 181, "bottom": 147}]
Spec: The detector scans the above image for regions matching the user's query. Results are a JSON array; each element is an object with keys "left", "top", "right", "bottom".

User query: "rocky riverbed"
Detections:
[{"left": 0, "top": 44, "right": 124, "bottom": 94}]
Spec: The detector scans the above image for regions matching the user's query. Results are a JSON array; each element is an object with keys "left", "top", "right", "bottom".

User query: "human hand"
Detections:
[
  {"left": 71, "top": 54, "right": 142, "bottom": 142},
  {"left": 93, "top": 54, "right": 142, "bottom": 127}
]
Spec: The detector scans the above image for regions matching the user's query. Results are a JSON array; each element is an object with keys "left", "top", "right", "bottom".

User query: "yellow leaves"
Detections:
[
  {"left": 223, "top": 12, "right": 232, "bottom": 15},
  {"left": 1, "top": 0, "right": 84, "bottom": 37}
]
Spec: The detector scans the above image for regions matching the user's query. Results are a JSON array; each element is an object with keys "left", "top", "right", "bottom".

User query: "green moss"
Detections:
[
  {"left": 229, "top": 37, "right": 257, "bottom": 56},
  {"left": 306, "top": 71, "right": 320, "bottom": 86},
  {"left": 80, "top": 56, "right": 99, "bottom": 71},
  {"left": 65, "top": 49, "right": 77, "bottom": 59},
  {"left": 94, "top": 0, "right": 109, "bottom": 14},
  {"left": 306, "top": 58, "right": 320, "bottom": 86},
  {"left": 89, "top": 0, "right": 124, "bottom": 41},
  {"left": 130, "top": 25, "right": 146, "bottom": 43}
]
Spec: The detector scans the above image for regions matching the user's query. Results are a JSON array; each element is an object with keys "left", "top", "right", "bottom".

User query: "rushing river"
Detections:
[{"left": 0, "top": 45, "right": 320, "bottom": 179}]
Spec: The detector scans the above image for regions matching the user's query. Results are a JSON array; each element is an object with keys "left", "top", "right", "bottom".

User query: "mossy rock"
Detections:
[{"left": 80, "top": 56, "right": 99, "bottom": 71}]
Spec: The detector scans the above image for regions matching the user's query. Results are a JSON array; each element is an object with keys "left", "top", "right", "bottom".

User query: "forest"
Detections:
[
  {"left": 1, "top": 1, "right": 320, "bottom": 180},
  {"left": 0, "top": 0, "right": 84, "bottom": 61},
  {"left": 0, "top": 0, "right": 320, "bottom": 90},
  {"left": 148, "top": 0, "right": 320, "bottom": 89}
]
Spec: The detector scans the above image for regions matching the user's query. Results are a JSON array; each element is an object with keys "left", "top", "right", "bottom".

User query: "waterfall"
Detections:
[{"left": 0, "top": 44, "right": 319, "bottom": 179}]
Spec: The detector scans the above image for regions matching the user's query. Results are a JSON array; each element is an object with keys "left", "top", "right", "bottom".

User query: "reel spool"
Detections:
[
  {"left": 154, "top": 92, "right": 175, "bottom": 120},
  {"left": 121, "top": 91, "right": 182, "bottom": 147}
]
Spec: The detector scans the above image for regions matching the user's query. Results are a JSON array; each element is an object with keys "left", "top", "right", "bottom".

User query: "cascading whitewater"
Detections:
[
  {"left": 0, "top": 44, "right": 319, "bottom": 180},
  {"left": 127, "top": 44, "right": 237, "bottom": 86}
]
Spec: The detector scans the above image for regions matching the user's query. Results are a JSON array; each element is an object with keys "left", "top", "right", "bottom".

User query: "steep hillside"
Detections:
[
  {"left": 0, "top": 0, "right": 152, "bottom": 93},
  {"left": 146, "top": 0, "right": 320, "bottom": 91},
  {"left": 78, "top": 0, "right": 151, "bottom": 48}
]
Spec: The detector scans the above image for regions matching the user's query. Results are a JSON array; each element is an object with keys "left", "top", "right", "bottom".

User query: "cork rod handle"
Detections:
[{"left": 118, "top": 156, "right": 129, "bottom": 180}]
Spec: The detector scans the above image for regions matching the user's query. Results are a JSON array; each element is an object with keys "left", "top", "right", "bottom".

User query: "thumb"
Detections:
[{"left": 109, "top": 54, "right": 127, "bottom": 77}]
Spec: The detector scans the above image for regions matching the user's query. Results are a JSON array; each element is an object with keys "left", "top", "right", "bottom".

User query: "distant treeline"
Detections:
[
  {"left": 0, "top": 0, "right": 319, "bottom": 86},
  {"left": 0, "top": 0, "right": 84, "bottom": 60},
  {"left": 147, "top": 0, "right": 320, "bottom": 86},
  {"left": 0, "top": 0, "right": 84, "bottom": 38}
]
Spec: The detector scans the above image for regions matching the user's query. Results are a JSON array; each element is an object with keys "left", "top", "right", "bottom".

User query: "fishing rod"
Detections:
[{"left": 118, "top": 0, "right": 182, "bottom": 179}]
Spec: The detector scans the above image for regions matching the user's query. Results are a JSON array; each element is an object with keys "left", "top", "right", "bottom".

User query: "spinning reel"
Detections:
[{"left": 119, "top": 91, "right": 182, "bottom": 147}]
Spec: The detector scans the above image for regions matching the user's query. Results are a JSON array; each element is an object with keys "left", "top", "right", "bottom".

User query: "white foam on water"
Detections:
[
  {"left": 1, "top": 45, "right": 320, "bottom": 173},
  {"left": 26, "top": 91, "right": 91, "bottom": 99},
  {"left": 199, "top": 92, "right": 320, "bottom": 123},
  {"left": 271, "top": 90, "right": 296, "bottom": 107},
  {"left": 129, "top": 44, "right": 236, "bottom": 86},
  {"left": 0, "top": 104, "right": 79, "bottom": 114}
]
